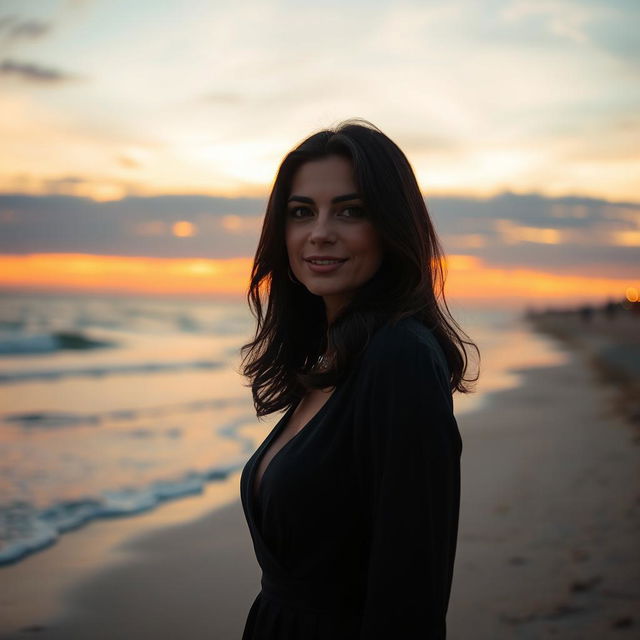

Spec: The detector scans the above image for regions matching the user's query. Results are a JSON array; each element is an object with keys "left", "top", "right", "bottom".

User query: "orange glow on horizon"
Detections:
[
  {"left": 0, "top": 254, "right": 252, "bottom": 297},
  {"left": 0, "top": 253, "right": 636, "bottom": 307},
  {"left": 443, "top": 256, "right": 638, "bottom": 304}
]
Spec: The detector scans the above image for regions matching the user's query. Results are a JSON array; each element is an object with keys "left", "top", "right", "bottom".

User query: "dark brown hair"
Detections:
[{"left": 240, "top": 118, "right": 480, "bottom": 417}]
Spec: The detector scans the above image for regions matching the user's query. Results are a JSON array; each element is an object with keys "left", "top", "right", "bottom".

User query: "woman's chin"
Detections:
[{"left": 303, "top": 284, "right": 346, "bottom": 299}]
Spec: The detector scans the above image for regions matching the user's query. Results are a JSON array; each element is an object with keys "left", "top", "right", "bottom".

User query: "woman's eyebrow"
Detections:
[{"left": 287, "top": 193, "right": 362, "bottom": 204}]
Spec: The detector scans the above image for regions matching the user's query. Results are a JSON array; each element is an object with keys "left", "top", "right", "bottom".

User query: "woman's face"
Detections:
[{"left": 285, "top": 155, "right": 384, "bottom": 323}]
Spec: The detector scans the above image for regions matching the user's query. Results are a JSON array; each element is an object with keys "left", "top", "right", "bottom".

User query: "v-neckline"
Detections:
[{"left": 251, "top": 388, "right": 337, "bottom": 504}]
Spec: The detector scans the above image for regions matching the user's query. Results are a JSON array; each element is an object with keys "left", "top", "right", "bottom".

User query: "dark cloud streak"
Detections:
[
  {"left": 8, "top": 19, "right": 51, "bottom": 40},
  {"left": 0, "top": 194, "right": 266, "bottom": 260},
  {"left": 0, "top": 192, "right": 637, "bottom": 277},
  {"left": 0, "top": 15, "right": 52, "bottom": 41},
  {"left": 0, "top": 58, "right": 78, "bottom": 83}
]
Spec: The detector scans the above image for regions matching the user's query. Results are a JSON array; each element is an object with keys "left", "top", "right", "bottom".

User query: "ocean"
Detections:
[{"left": 0, "top": 292, "right": 568, "bottom": 567}]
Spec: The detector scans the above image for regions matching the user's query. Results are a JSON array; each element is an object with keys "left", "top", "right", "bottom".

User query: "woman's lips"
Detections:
[{"left": 304, "top": 258, "right": 348, "bottom": 274}]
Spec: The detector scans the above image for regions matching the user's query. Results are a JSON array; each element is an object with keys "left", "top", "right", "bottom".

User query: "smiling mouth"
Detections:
[{"left": 304, "top": 258, "right": 348, "bottom": 265}]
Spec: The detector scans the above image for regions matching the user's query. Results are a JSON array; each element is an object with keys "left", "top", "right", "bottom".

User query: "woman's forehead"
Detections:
[{"left": 289, "top": 156, "right": 357, "bottom": 197}]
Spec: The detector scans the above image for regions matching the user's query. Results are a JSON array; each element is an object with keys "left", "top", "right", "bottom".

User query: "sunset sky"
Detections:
[{"left": 1, "top": 0, "right": 638, "bottom": 308}]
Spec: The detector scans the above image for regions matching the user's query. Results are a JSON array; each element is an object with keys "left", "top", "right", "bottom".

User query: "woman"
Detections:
[{"left": 239, "top": 119, "right": 479, "bottom": 639}]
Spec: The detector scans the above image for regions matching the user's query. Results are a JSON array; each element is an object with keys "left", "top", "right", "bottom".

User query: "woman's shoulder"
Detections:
[{"left": 360, "top": 315, "right": 450, "bottom": 379}]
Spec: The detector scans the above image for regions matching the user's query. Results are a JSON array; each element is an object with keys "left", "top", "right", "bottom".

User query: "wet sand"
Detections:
[{"left": 1, "top": 316, "right": 638, "bottom": 639}]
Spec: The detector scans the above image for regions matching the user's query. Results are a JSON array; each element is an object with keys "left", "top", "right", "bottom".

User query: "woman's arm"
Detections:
[{"left": 353, "top": 323, "right": 462, "bottom": 639}]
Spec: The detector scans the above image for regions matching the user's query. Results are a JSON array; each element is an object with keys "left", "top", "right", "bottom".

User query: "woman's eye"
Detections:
[
  {"left": 341, "top": 206, "right": 365, "bottom": 218},
  {"left": 288, "top": 206, "right": 311, "bottom": 218},
  {"left": 287, "top": 205, "right": 365, "bottom": 219}
]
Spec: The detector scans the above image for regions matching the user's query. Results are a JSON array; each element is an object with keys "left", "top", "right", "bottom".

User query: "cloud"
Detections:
[
  {"left": 0, "top": 193, "right": 267, "bottom": 259},
  {"left": 24, "top": 175, "right": 141, "bottom": 202},
  {"left": 220, "top": 214, "right": 263, "bottom": 234},
  {"left": 0, "top": 1, "right": 637, "bottom": 202},
  {"left": 427, "top": 192, "right": 640, "bottom": 277},
  {"left": 0, "top": 191, "right": 637, "bottom": 280},
  {"left": 0, "top": 58, "right": 78, "bottom": 83},
  {"left": 4, "top": 18, "right": 52, "bottom": 40}
]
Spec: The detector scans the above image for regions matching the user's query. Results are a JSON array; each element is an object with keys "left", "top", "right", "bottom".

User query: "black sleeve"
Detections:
[{"left": 352, "top": 324, "right": 462, "bottom": 639}]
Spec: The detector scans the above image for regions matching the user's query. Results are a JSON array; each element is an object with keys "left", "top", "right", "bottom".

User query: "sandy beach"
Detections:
[{"left": 1, "top": 313, "right": 638, "bottom": 639}]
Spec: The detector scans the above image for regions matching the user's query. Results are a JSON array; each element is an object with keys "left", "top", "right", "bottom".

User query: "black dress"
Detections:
[{"left": 240, "top": 316, "right": 463, "bottom": 639}]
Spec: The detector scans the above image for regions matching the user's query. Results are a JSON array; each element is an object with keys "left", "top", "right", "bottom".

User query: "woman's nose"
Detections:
[{"left": 309, "top": 213, "right": 336, "bottom": 243}]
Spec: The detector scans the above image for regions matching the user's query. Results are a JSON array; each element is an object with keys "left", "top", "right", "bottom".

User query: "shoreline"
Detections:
[
  {"left": 1, "top": 322, "right": 639, "bottom": 638},
  {"left": 0, "top": 309, "right": 543, "bottom": 571},
  {"left": 0, "top": 471, "right": 251, "bottom": 638},
  {"left": 524, "top": 310, "right": 640, "bottom": 439}
]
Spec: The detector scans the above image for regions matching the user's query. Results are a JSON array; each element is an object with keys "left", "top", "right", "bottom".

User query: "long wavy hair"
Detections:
[{"left": 240, "top": 118, "right": 479, "bottom": 417}]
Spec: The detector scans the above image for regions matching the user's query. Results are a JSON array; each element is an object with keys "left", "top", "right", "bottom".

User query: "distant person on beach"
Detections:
[{"left": 239, "top": 119, "right": 479, "bottom": 639}]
